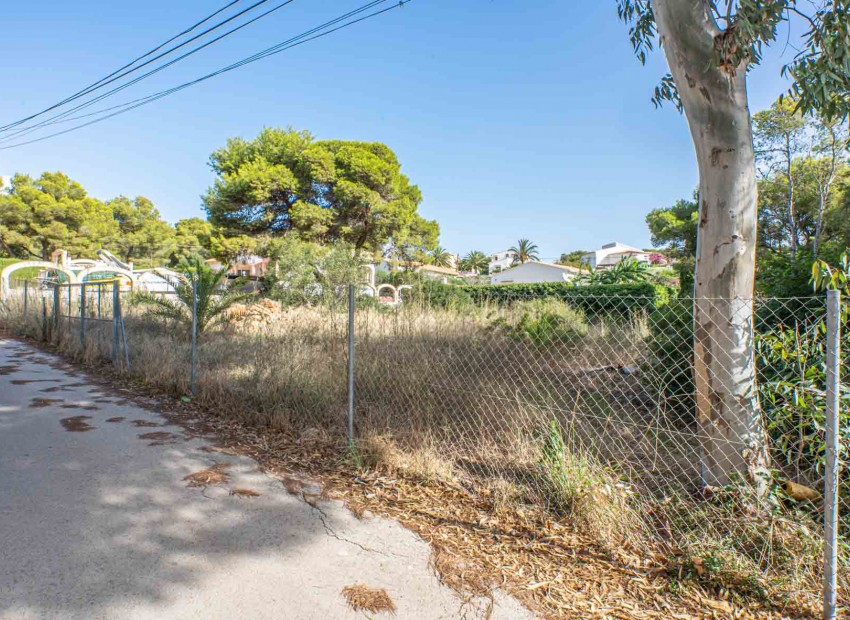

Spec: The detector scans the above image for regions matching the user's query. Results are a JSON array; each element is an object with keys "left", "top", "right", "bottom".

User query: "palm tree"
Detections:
[
  {"left": 429, "top": 246, "right": 453, "bottom": 268},
  {"left": 461, "top": 250, "right": 489, "bottom": 274},
  {"left": 132, "top": 257, "right": 251, "bottom": 335},
  {"left": 508, "top": 239, "right": 540, "bottom": 264},
  {"left": 576, "top": 257, "right": 650, "bottom": 285}
]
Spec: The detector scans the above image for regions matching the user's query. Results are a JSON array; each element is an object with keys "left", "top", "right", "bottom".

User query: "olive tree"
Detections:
[{"left": 617, "top": 0, "right": 850, "bottom": 486}]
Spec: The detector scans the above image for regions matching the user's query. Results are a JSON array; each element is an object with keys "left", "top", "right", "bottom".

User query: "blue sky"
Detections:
[{"left": 0, "top": 0, "right": 796, "bottom": 260}]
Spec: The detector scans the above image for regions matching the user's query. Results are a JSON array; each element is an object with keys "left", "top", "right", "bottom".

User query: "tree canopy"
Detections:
[
  {"left": 0, "top": 171, "right": 214, "bottom": 267},
  {"left": 0, "top": 172, "right": 118, "bottom": 260},
  {"left": 645, "top": 196, "right": 698, "bottom": 259},
  {"left": 203, "top": 127, "right": 439, "bottom": 255}
]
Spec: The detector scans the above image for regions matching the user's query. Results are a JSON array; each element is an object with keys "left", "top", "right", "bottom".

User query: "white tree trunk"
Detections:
[
  {"left": 654, "top": 0, "right": 768, "bottom": 486},
  {"left": 785, "top": 140, "right": 798, "bottom": 262}
]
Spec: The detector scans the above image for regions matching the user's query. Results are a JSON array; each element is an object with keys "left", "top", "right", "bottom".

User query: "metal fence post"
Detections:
[
  {"left": 190, "top": 279, "right": 198, "bottom": 395},
  {"left": 112, "top": 282, "right": 119, "bottom": 363},
  {"left": 41, "top": 296, "right": 47, "bottom": 341},
  {"left": 347, "top": 283, "right": 355, "bottom": 444},
  {"left": 823, "top": 288, "right": 841, "bottom": 620},
  {"left": 23, "top": 280, "right": 28, "bottom": 317},
  {"left": 52, "top": 285, "right": 60, "bottom": 336},
  {"left": 117, "top": 290, "right": 131, "bottom": 372},
  {"left": 79, "top": 283, "right": 86, "bottom": 345}
]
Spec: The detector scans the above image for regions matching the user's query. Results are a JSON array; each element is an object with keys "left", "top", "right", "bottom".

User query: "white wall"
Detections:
[
  {"left": 488, "top": 250, "right": 516, "bottom": 274},
  {"left": 491, "top": 262, "right": 576, "bottom": 284}
]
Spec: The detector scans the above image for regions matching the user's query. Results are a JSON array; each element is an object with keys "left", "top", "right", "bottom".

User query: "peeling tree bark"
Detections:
[{"left": 654, "top": 0, "right": 768, "bottom": 486}]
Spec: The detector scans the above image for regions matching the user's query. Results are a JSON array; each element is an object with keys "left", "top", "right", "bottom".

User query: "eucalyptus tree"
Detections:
[
  {"left": 753, "top": 98, "right": 807, "bottom": 262},
  {"left": 617, "top": 0, "right": 850, "bottom": 485},
  {"left": 810, "top": 116, "right": 849, "bottom": 258}
]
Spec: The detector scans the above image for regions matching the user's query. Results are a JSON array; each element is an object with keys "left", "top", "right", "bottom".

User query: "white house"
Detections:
[
  {"left": 414, "top": 264, "right": 461, "bottom": 283},
  {"left": 488, "top": 250, "right": 517, "bottom": 274},
  {"left": 490, "top": 261, "right": 580, "bottom": 285},
  {"left": 581, "top": 242, "right": 651, "bottom": 270}
]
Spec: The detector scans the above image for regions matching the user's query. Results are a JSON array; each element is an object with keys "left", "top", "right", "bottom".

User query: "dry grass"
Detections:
[
  {"left": 357, "top": 434, "right": 455, "bottom": 483},
  {"left": 60, "top": 415, "right": 94, "bottom": 432},
  {"left": 30, "top": 397, "right": 62, "bottom": 408},
  {"left": 183, "top": 463, "right": 230, "bottom": 487},
  {"left": 4, "top": 293, "right": 845, "bottom": 616},
  {"left": 229, "top": 487, "right": 261, "bottom": 497},
  {"left": 340, "top": 584, "right": 396, "bottom": 614}
]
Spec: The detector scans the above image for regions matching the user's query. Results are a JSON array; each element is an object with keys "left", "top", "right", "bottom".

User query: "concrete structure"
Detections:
[
  {"left": 0, "top": 249, "right": 183, "bottom": 299},
  {"left": 206, "top": 254, "right": 270, "bottom": 279},
  {"left": 0, "top": 340, "right": 534, "bottom": 620},
  {"left": 413, "top": 264, "right": 461, "bottom": 283},
  {"left": 581, "top": 242, "right": 651, "bottom": 270},
  {"left": 488, "top": 250, "right": 517, "bottom": 274},
  {"left": 490, "top": 261, "right": 580, "bottom": 285}
]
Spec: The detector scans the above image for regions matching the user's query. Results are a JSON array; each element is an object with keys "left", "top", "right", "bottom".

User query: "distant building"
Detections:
[
  {"left": 414, "top": 264, "right": 461, "bottom": 283},
  {"left": 490, "top": 261, "right": 580, "bottom": 285},
  {"left": 488, "top": 250, "right": 517, "bottom": 274},
  {"left": 206, "top": 254, "right": 270, "bottom": 279},
  {"left": 581, "top": 242, "right": 651, "bottom": 270}
]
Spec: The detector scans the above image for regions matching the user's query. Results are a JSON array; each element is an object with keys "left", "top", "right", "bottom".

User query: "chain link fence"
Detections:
[{"left": 0, "top": 276, "right": 846, "bottom": 613}]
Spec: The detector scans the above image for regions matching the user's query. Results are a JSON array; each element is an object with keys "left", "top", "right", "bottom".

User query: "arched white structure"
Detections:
[
  {"left": 135, "top": 268, "right": 186, "bottom": 293},
  {"left": 76, "top": 266, "right": 136, "bottom": 289},
  {"left": 361, "top": 264, "right": 376, "bottom": 288},
  {"left": 376, "top": 283, "right": 404, "bottom": 305},
  {"left": 0, "top": 261, "right": 78, "bottom": 300}
]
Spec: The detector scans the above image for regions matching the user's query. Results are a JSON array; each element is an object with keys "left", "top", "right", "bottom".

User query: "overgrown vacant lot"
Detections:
[{"left": 4, "top": 291, "right": 847, "bottom": 617}]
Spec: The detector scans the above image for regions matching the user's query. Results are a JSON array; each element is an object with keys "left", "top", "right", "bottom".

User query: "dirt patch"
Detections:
[
  {"left": 130, "top": 419, "right": 160, "bottom": 427},
  {"left": 11, "top": 378, "right": 52, "bottom": 385},
  {"left": 341, "top": 584, "right": 396, "bottom": 614},
  {"left": 30, "top": 397, "right": 63, "bottom": 408},
  {"left": 40, "top": 385, "right": 70, "bottom": 393},
  {"left": 60, "top": 415, "right": 94, "bottom": 432},
  {"left": 230, "top": 488, "right": 261, "bottom": 498},
  {"left": 105, "top": 416, "right": 126, "bottom": 423},
  {"left": 184, "top": 463, "right": 230, "bottom": 487},
  {"left": 138, "top": 431, "right": 177, "bottom": 445},
  {"left": 60, "top": 403, "right": 99, "bottom": 411},
  {"left": 0, "top": 364, "right": 19, "bottom": 376}
]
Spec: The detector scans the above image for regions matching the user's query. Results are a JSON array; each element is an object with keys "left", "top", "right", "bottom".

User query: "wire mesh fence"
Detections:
[{"left": 0, "top": 278, "right": 846, "bottom": 611}]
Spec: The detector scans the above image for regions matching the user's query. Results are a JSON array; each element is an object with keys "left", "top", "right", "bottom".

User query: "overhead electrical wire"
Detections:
[
  {"left": 0, "top": 0, "right": 411, "bottom": 150},
  {"left": 0, "top": 0, "right": 297, "bottom": 139},
  {"left": 0, "top": 0, "right": 272, "bottom": 132}
]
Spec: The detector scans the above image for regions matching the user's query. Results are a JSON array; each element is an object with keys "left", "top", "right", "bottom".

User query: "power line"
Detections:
[
  {"left": 0, "top": 0, "right": 282, "bottom": 133},
  {"left": 0, "top": 0, "right": 411, "bottom": 150},
  {"left": 0, "top": 0, "right": 299, "bottom": 143},
  {"left": 0, "top": 0, "right": 350, "bottom": 145}
]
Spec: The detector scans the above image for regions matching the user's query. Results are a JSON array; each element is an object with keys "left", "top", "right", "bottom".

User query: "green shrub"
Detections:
[
  {"left": 538, "top": 420, "right": 643, "bottom": 545},
  {"left": 461, "top": 282, "right": 663, "bottom": 318},
  {"left": 645, "top": 298, "right": 695, "bottom": 421},
  {"left": 494, "top": 298, "right": 589, "bottom": 346},
  {"left": 410, "top": 279, "right": 473, "bottom": 310}
]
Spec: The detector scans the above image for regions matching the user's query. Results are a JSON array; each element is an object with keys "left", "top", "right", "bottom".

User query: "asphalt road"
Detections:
[{"left": 0, "top": 339, "right": 534, "bottom": 620}]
